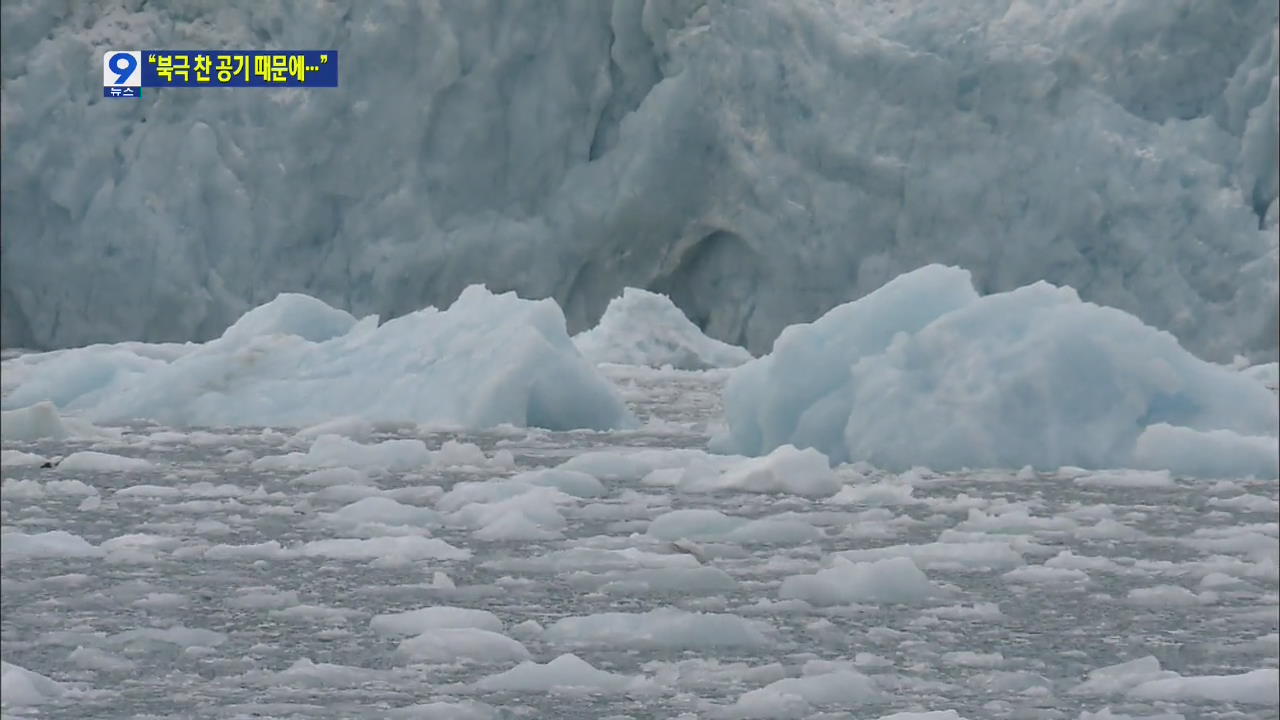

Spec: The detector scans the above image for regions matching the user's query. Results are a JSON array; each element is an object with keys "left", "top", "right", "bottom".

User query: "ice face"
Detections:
[{"left": 2, "top": 1, "right": 1276, "bottom": 363}]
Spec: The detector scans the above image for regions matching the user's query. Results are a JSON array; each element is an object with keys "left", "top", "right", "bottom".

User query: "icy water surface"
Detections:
[{"left": 2, "top": 367, "right": 1277, "bottom": 719}]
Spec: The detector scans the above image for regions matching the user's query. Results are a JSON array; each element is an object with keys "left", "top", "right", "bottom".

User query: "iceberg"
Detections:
[
  {"left": 718, "top": 265, "right": 1279, "bottom": 477},
  {"left": 1, "top": 1, "right": 1275, "bottom": 364},
  {"left": 0, "top": 286, "right": 633, "bottom": 431},
  {"left": 573, "top": 287, "right": 751, "bottom": 369}
]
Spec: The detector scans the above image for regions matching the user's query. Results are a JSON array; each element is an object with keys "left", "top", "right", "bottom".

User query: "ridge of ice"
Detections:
[{"left": 1, "top": 286, "right": 633, "bottom": 431}]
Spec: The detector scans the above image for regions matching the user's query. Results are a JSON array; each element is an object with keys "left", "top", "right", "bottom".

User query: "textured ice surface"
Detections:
[
  {"left": 573, "top": 287, "right": 752, "bottom": 369},
  {"left": 1, "top": 366, "right": 1277, "bottom": 718},
  {"left": 2, "top": 1, "right": 1276, "bottom": 364},
  {"left": 1, "top": 286, "right": 633, "bottom": 431},
  {"left": 720, "top": 265, "right": 1280, "bottom": 475}
]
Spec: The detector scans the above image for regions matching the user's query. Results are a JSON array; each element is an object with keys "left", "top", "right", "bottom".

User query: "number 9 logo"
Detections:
[{"left": 103, "top": 51, "right": 141, "bottom": 87}]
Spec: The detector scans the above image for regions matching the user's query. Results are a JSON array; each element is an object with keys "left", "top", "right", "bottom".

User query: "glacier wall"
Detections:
[{"left": 2, "top": 0, "right": 1277, "bottom": 361}]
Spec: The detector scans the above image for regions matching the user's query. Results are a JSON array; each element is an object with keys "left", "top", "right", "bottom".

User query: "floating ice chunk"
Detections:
[
  {"left": 390, "top": 701, "right": 500, "bottom": 720},
  {"left": 475, "top": 653, "right": 642, "bottom": 693},
  {"left": 254, "top": 435, "right": 432, "bottom": 471},
  {"left": 1070, "top": 656, "right": 1178, "bottom": 696},
  {"left": 1002, "top": 565, "right": 1090, "bottom": 584},
  {"left": 1, "top": 449, "right": 48, "bottom": 467},
  {"left": 396, "top": 627, "right": 530, "bottom": 664},
  {"left": 1, "top": 530, "right": 101, "bottom": 559},
  {"left": 68, "top": 646, "right": 136, "bottom": 673},
  {"left": 371, "top": 607, "right": 504, "bottom": 636},
  {"left": 725, "top": 670, "right": 883, "bottom": 718},
  {"left": 595, "top": 566, "right": 738, "bottom": 595},
  {"left": 57, "top": 451, "right": 153, "bottom": 473},
  {"left": 556, "top": 448, "right": 713, "bottom": 482},
  {"left": 828, "top": 480, "right": 921, "bottom": 506},
  {"left": 573, "top": 288, "right": 752, "bottom": 370},
  {"left": 509, "top": 468, "right": 606, "bottom": 498},
  {"left": 545, "top": 607, "right": 772, "bottom": 650},
  {"left": 202, "top": 540, "right": 293, "bottom": 563},
  {"left": 1, "top": 401, "right": 69, "bottom": 441},
  {"left": 1, "top": 478, "right": 45, "bottom": 498},
  {"left": 299, "top": 536, "right": 469, "bottom": 562},
  {"left": 266, "top": 657, "right": 379, "bottom": 688},
  {"left": 0, "top": 661, "right": 67, "bottom": 705},
  {"left": 108, "top": 626, "right": 226, "bottom": 649},
  {"left": 227, "top": 589, "right": 300, "bottom": 610},
  {"left": 385, "top": 701, "right": 497, "bottom": 720},
  {"left": 837, "top": 542, "right": 1023, "bottom": 572},
  {"left": 290, "top": 467, "right": 369, "bottom": 487},
  {"left": 322, "top": 497, "right": 442, "bottom": 529},
  {"left": 447, "top": 485, "right": 571, "bottom": 541},
  {"left": 646, "top": 509, "right": 822, "bottom": 545},
  {"left": 432, "top": 440, "right": 488, "bottom": 468},
  {"left": 2, "top": 288, "right": 633, "bottom": 431},
  {"left": 1126, "top": 585, "right": 1215, "bottom": 607},
  {"left": 942, "top": 652, "right": 1004, "bottom": 668},
  {"left": 0, "top": 402, "right": 116, "bottom": 442},
  {"left": 719, "top": 266, "right": 1279, "bottom": 476},
  {"left": 499, "top": 546, "right": 700, "bottom": 574},
  {"left": 1073, "top": 470, "right": 1174, "bottom": 489},
  {"left": 292, "top": 416, "right": 373, "bottom": 443},
  {"left": 472, "top": 511, "right": 563, "bottom": 541},
  {"left": 874, "top": 713, "right": 968, "bottom": 720},
  {"left": 114, "top": 484, "right": 181, "bottom": 498},
  {"left": 1128, "top": 668, "right": 1278, "bottom": 705},
  {"left": 1132, "top": 424, "right": 1279, "bottom": 478},
  {"left": 779, "top": 557, "right": 943, "bottom": 605},
  {"left": 680, "top": 445, "right": 841, "bottom": 497}
]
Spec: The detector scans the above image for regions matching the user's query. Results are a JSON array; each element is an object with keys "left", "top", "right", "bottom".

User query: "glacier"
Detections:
[
  {"left": 716, "top": 265, "right": 1280, "bottom": 477},
  {"left": 2, "top": 0, "right": 1277, "bottom": 362},
  {"left": 0, "top": 286, "right": 633, "bottom": 430}
]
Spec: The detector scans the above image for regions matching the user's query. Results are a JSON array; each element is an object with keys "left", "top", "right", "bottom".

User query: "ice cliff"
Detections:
[{"left": 2, "top": 0, "right": 1277, "bottom": 362}]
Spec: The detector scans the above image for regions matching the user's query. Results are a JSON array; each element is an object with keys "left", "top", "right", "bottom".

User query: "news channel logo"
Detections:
[
  {"left": 102, "top": 50, "right": 338, "bottom": 98},
  {"left": 103, "top": 50, "right": 141, "bottom": 98}
]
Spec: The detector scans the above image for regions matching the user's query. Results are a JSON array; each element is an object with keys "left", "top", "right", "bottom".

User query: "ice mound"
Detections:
[
  {"left": 1, "top": 661, "right": 67, "bottom": 706},
  {"left": 1, "top": 530, "right": 102, "bottom": 559},
  {"left": 646, "top": 509, "right": 823, "bottom": 545},
  {"left": 0, "top": 401, "right": 112, "bottom": 441},
  {"left": 679, "top": 445, "right": 842, "bottom": 497},
  {"left": 719, "top": 265, "right": 1279, "bottom": 477},
  {"left": 545, "top": 608, "right": 772, "bottom": 650},
  {"left": 1129, "top": 668, "right": 1278, "bottom": 705},
  {"left": 475, "top": 653, "right": 645, "bottom": 694},
  {"left": 1, "top": 287, "right": 633, "bottom": 431},
  {"left": 573, "top": 287, "right": 752, "bottom": 369},
  {"left": 56, "top": 451, "right": 153, "bottom": 473},
  {"left": 371, "top": 607, "right": 504, "bottom": 637},
  {"left": 837, "top": 541, "right": 1024, "bottom": 572},
  {"left": 779, "top": 556, "right": 943, "bottom": 605},
  {"left": 725, "top": 668, "right": 883, "bottom": 718},
  {"left": 396, "top": 628, "right": 530, "bottom": 664}
]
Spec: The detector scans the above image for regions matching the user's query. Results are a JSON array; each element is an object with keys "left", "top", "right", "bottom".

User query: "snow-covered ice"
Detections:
[
  {"left": 1, "top": 287, "right": 633, "bottom": 431},
  {"left": 573, "top": 287, "right": 753, "bottom": 369},
  {"left": 719, "top": 265, "right": 1279, "bottom": 476}
]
